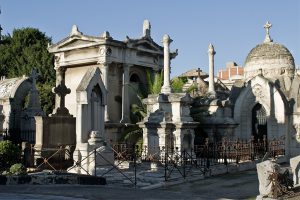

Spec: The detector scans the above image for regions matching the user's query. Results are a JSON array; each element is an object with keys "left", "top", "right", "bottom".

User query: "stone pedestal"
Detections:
[
  {"left": 70, "top": 132, "right": 114, "bottom": 175},
  {"left": 139, "top": 93, "right": 198, "bottom": 159},
  {"left": 70, "top": 67, "right": 113, "bottom": 175},
  {"left": 34, "top": 115, "right": 76, "bottom": 163}
]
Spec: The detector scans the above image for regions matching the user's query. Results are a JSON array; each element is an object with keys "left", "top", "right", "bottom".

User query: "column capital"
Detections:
[
  {"left": 162, "top": 34, "right": 173, "bottom": 45},
  {"left": 208, "top": 43, "right": 216, "bottom": 55}
]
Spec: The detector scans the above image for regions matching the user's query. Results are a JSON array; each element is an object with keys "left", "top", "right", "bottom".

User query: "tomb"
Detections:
[
  {"left": 48, "top": 20, "right": 177, "bottom": 142},
  {"left": 0, "top": 69, "right": 44, "bottom": 143},
  {"left": 139, "top": 34, "right": 198, "bottom": 158}
]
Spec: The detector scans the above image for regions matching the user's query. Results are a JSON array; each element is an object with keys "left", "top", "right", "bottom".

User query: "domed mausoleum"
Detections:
[{"left": 231, "top": 22, "right": 299, "bottom": 157}]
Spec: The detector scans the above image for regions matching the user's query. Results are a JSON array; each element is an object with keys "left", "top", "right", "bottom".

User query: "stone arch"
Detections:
[
  {"left": 234, "top": 76, "right": 288, "bottom": 140},
  {"left": 130, "top": 73, "right": 141, "bottom": 83},
  {"left": 0, "top": 77, "right": 33, "bottom": 142},
  {"left": 76, "top": 67, "right": 107, "bottom": 143},
  {"left": 252, "top": 103, "right": 267, "bottom": 140}
]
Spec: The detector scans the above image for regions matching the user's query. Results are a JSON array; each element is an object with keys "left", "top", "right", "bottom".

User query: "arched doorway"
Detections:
[
  {"left": 252, "top": 103, "right": 267, "bottom": 140},
  {"left": 130, "top": 73, "right": 140, "bottom": 83}
]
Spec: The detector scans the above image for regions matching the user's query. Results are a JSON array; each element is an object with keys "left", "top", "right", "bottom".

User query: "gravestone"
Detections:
[
  {"left": 70, "top": 67, "right": 113, "bottom": 175},
  {"left": 20, "top": 69, "right": 45, "bottom": 143},
  {"left": 256, "top": 160, "right": 281, "bottom": 199},
  {"left": 34, "top": 67, "right": 76, "bottom": 165},
  {"left": 290, "top": 155, "right": 300, "bottom": 187},
  {"left": 139, "top": 35, "right": 198, "bottom": 158}
]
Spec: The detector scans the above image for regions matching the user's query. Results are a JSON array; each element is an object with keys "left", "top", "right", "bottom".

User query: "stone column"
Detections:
[
  {"left": 120, "top": 64, "right": 130, "bottom": 123},
  {"left": 161, "top": 34, "right": 172, "bottom": 94},
  {"left": 208, "top": 43, "right": 216, "bottom": 96},
  {"left": 101, "top": 63, "right": 110, "bottom": 122}
]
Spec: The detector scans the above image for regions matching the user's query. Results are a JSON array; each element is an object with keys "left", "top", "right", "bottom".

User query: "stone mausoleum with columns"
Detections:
[
  {"left": 197, "top": 22, "right": 300, "bottom": 158},
  {"left": 48, "top": 20, "right": 177, "bottom": 142}
]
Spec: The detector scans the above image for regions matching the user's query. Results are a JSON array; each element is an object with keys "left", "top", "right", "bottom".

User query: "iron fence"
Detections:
[
  {"left": 0, "top": 128, "right": 35, "bottom": 143},
  {"left": 19, "top": 136, "right": 285, "bottom": 186},
  {"left": 194, "top": 136, "right": 285, "bottom": 167}
]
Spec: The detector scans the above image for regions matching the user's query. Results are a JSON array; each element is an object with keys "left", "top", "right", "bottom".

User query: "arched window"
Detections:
[{"left": 90, "top": 84, "right": 102, "bottom": 130}]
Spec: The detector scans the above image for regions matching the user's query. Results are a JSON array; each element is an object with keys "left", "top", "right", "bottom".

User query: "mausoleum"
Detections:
[{"left": 48, "top": 20, "right": 177, "bottom": 142}]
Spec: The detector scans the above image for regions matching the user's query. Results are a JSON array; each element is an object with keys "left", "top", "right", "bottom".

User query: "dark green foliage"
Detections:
[
  {"left": 187, "top": 84, "right": 198, "bottom": 93},
  {"left": 146, "top": 69, "right": 163, "bottom": 95},
  {"left": 0, "top": 28, "right": 55, "bottom": 114},
  {"left": 9, "top": 163, "right": 27, "bottom": 175},
  {"left": 171, "top": 77, "right": 186, "bottom": 93},
  {"left": 119, "top": 125, "right": 143, "bottom": 143},
  {"left": 130, "top": 104, "right": 146, "bottom": 124},
  {"left": 0, "top": 141, "right": 21, "bottom": 171}
]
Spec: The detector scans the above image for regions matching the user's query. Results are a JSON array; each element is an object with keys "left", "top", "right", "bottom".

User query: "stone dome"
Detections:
[{"left": 244, "top": 42, "right": 295, "bottom": 79}]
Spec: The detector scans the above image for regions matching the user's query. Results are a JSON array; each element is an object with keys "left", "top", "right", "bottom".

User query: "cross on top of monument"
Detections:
[
  {"left": 196, "top": 68, "right": 202, "bottom": 77},
  {"left": 263, "top": 21, "right": 273, "bottom": 43},
  {"left": 30, "top": 68, "right": 39, "bottom": 87},
  {"left": 54, "top": 83, "right": 71, "bottom": 108}
]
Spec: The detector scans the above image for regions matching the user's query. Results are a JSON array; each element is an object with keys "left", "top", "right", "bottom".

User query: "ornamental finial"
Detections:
[{"left": 263, "top": 21, "right": 273, "bottom": 43}]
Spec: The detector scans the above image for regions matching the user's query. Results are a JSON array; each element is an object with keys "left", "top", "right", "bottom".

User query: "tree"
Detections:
[
  {"left": 0, "top": 28, "right": 55, "bottom": 114},
  {"left": 171, "top": 77, "right": 187, "bottom": 93},
  {"left": 0, "top": 140, "right": 21, "bottom": 171}
]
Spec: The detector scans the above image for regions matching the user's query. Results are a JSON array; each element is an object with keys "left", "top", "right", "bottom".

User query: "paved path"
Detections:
[
  {"left": 0, "top": 169, "right": 297, "bottom": 200},
  {"left": 0, "top": 170, "right": 259, "bottom": 200}
]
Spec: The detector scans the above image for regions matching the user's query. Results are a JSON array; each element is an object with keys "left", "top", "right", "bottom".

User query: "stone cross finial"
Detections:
[
  {"left": 30, "top": 68, "right": 39, "bottom": 87},
  {"left": 54, "top": 83, "right": 71, "bottom": 110},
  {"left": 263, "top": 21, "right": 273, "bottom": 43},
  {"left": 53, "top": 67, "right": 71, "bottom": 116},
  {"left": 196, "top": 68, "right": 202, "bottom": 78}
]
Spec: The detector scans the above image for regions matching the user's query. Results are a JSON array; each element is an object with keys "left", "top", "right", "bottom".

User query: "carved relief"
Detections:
[
  {"left": 252, "top": 85, "right": 265, "bottom": 100},
  {"left": 99, "top": 46, "right": 112, "bottom": 56},
  {"left": 293, "top": 123, "right": 300, "bottom": 142}
]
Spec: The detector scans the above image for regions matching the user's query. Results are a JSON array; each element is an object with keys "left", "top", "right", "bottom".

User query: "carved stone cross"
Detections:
[
  {"left": 30, "top": 68, "right": 39, "bottom": 87},
  {"left": 54, "top": 83, "right": 71, "bottom": 109},
  {"left": 196, "top": 68, "right": 202, "bottom": 79},
  {"left": 263, "top": 21, "right": 273, "bottom": 43}
]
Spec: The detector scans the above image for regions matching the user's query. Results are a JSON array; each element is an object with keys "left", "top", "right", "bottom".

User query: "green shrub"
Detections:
[
  {"left": 0, "top": 141, "right": 21, "bottom": 170},
  {"left": 9, "top": 163, "right": 27, "bottom": 175}
]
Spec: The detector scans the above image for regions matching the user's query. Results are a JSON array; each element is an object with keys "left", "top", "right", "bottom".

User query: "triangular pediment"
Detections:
[
  {"left": 59, "top": 39, "right": 97, "bottom": 49},
  {"left": 132, "top": 40, "right": 163, "bottom": 53},
  {"left": 49, "top": 35, "right": 101, "bottom": 52}
]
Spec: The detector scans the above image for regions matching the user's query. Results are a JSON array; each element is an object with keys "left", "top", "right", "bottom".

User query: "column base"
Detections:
[
  {"left": 208, "top": 90, "right": 216, "bottom": 98},
  {"left": 120, "top": 117, "right": 130, "bottom": 124},
  {"left": 161, "top": 86, "right": 172, "bottom": 94}
]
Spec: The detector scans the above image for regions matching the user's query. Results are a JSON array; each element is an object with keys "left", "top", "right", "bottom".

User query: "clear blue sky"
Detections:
[{"left": 1, "top": 0, "right": 299, "bottom": 77}]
